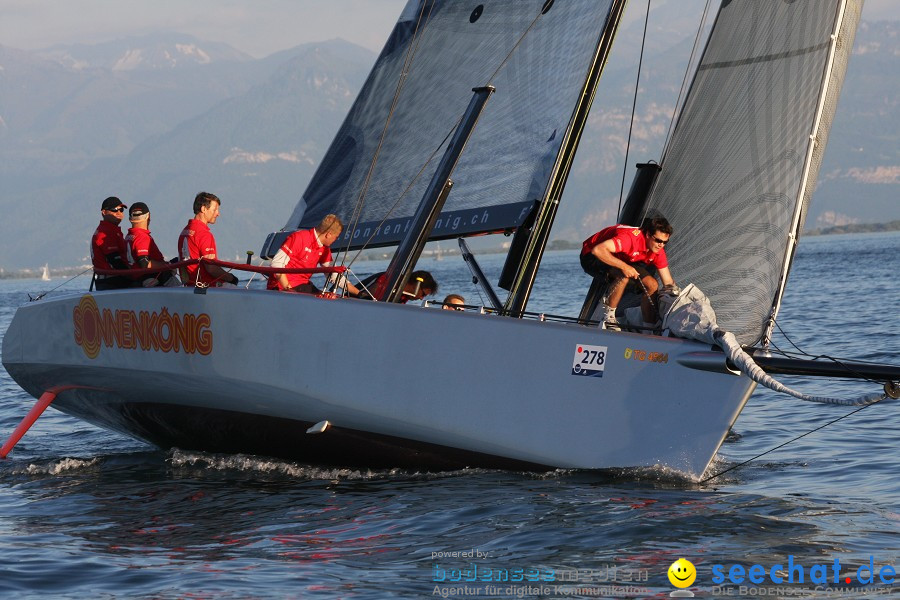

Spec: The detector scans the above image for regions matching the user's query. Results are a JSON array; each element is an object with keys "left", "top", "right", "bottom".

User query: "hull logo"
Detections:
[{"left": 73, "top": 295, "right": 213, "bottom": 359}]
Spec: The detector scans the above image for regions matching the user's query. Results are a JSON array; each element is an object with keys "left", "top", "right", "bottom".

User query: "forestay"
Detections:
[
  {"left": 281, "top": 0, "right": 617, "bottom": 250},
  {"left": 646, "top": 0, "right": 861, "bottom": 345}
]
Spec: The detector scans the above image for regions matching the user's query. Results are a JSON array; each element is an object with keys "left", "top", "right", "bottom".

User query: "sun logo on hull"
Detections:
[{"left": 73, "top": 295, "right": 102, "bottom": 359}]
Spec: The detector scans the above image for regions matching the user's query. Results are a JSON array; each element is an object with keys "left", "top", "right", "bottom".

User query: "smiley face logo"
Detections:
[{"left": 668, "top": 558, "right": 696, "bottom": 588}]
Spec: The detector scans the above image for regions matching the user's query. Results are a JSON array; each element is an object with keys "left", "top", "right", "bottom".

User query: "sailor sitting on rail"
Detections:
[
  {"left": 91, "top": 196, "right": 133, "bottom": 291},
  {"left": 268, "top": 214, "right": 361, "bottom": 296},
  {"left": 125, "top": 202, "right": 179, "bottom": 288}
]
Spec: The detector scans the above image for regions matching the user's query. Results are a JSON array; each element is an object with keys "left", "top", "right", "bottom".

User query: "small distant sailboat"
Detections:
[{"left": 40, "top": 264, "right": 50, "bottom": 281}]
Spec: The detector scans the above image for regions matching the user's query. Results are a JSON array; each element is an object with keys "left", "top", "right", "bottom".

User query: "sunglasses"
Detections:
[
  {"left": 652, "top": 236, "right": 669, "bottom": 245},
  {"left": 109, "top": 207, "right": 126, "bottom": 213}
]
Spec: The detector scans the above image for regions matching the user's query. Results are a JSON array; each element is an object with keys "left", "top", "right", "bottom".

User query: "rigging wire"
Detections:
[
  {"left": 338, "top": 124, "right": 458, "bottom": 275},
  {"left": 28, "top": 268, "right": 92, "bottom": 302},
  {"left": 700, "top": 398, "right": 884, "bottom": 484},
  {"left": 635, "top": 0, "right": 713, "bottom": 230},
  {"left": 485, "top": 4, "right": 547, "bottom": 87},
  {"left": 335, "top": 1, "right": 553, "bottom": 276},
  {"left": 616, "top": 0, "right": 651, "bottom": 220},
  {"left": 338, "top": 0, "right": 437, "bottom": 269},
  {"left": 766, "top": 320, "right": 885, "bottom": 386},
  {"left": 660, "top": 0, "right": 713, "bottom": 163}
]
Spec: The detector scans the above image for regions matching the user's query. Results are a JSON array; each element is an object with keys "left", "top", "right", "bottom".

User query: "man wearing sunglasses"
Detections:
[
  {"left": 91, "top": 196, "right": 134, "bottom": 290},
  {"left": 580, "top": 216, "right": 676, "bottom": 330}
]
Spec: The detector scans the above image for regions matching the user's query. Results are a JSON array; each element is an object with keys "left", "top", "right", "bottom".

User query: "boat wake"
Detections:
[
  {"left": 166, "top": 449, "right": 495, "bottom": 481},
  {"left": 5, "top": 456, "right": 100, "bottom": 476},
  {"left": 164, "top": 450, "right": 726, "bottom": 485}
]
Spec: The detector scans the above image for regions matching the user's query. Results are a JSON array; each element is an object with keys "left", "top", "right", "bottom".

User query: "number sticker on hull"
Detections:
[{"left": 572, "top": 344, "right": 607, "bottom": 377}]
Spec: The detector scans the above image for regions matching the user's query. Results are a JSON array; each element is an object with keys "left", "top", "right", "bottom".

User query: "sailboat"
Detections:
[
  {"left": 41, "top": 264, "right": 51, "bottom": 282},
  {"left": 3, "top": 0, "right": 897, "bottom": 476}
]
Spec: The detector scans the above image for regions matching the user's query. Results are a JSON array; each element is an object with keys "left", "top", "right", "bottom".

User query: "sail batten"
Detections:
[{"left": 281, "top": 0, "right": 618, "bottom": 252}]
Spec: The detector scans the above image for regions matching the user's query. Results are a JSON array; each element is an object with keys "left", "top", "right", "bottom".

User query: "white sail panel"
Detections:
[
  {"left": 286, "top": 0, "right": 616, "bottom": 249},
  {"left": 647, "top": 0, "right": 858, "bottom": 345}
]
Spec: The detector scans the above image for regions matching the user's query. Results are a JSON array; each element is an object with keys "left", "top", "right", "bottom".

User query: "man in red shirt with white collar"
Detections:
[
  {"left": 178, "top": 192, "right": 239, "bottom": 288},
  {"left": 91, "top": 196, "right": 133, "bottom": 291},
  {"left": 268, "top": 214, "right": 360, "bottom": 296},
  {"left": 581, "top": 216, "right": 676, "bottom": 329}
]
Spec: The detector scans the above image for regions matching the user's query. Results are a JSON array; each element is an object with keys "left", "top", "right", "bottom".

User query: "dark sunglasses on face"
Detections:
[
  {"left": 109, "top": 207, "right": 126, "bottom": 213},
  {"left": 652, "top": 236, "right": 669, "bottom": 245}
]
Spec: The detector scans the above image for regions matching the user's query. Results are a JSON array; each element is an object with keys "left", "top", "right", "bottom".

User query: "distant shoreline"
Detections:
[
  {"left": 801, "top": 219, "right": 900, "bottom": 236},
  {"left": 2, "top": 222, "right": 898, "bottom": 279}
]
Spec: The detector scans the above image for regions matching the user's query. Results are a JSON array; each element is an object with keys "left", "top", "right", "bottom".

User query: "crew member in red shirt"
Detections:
[
  {"left": 91, "top": 196, "right": 133, "bottom": 291},
  {"left": 580, "top": 216, "right": 675, "bottom": 329},
  {"left": 125, "top": 202, "right": 178, "bottom": 287},
  {"left": 177, "top": 192, "right": 239, "bottom": 287},
  {"left": 268, "top": 214, "right": 360, "bottom": 296}
]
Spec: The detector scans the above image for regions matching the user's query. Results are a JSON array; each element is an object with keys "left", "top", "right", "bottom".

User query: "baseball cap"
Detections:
[
  {"left": 129, "top": 202, "right": 150, "bottom": 218},
  {"left": 101, "top": 196, "right": 127, "bottom": 211}
]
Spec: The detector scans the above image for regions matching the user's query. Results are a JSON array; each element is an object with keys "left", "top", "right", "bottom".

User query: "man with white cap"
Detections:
[{"left": 125, "top": 202, "right": 179, "bottom": 287}]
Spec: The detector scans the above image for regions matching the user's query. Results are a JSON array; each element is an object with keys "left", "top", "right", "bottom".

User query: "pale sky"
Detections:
[
  {"left": 2, "top": 0, "right": 895, "bottom": 58},
  {"left": 1, "top": 0, "right": 409, "bottom": 57}
]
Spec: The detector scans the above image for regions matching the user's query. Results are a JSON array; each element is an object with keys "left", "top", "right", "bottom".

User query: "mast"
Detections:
[
  {"left": 763, "top": 0, "right": 859, "bottom": 345},
  {"left": 504, "top": 0, "right": 628, "bottom": 316}
]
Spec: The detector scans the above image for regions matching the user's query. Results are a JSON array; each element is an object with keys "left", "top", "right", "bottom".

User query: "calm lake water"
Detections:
[{"left": 1, "top": 232, "right": 898, "bottom": 599}]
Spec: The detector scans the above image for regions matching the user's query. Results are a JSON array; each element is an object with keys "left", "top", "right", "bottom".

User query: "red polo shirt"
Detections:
[
  {"left": 178, "top": 218, "right": 219, "bottom": 286},
  {"left": 91, "top": 220, "right": 128, "bottom": 271},
  {"left": 267, "top": 228, "right": 333, "bottom": 290},
  {"left": 126, "top": 227, "right": 165, "bottom": 268},
  {"left": 581, "top": 225, "right": 668, "bottom": 268}
]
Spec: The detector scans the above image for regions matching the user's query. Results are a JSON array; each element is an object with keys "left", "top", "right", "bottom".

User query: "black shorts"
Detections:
[{"left": 580, "top": 253, "right": 655, "bottom": 281}]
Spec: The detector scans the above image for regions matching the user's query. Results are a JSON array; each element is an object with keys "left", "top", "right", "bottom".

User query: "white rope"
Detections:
[
  {"left": 714, "top": 331, "right": 884, "bottom": 406},
  {"left": 663, "top": 284, "right": 888, "bottom": 407}
]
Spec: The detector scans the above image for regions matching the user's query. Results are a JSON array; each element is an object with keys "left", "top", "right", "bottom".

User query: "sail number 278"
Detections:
[
  {"left": 581, "top": 348, "right": 605, "bottom": 366},
  {"left": 571, "top": 344, "right": 608, "bottom": 378}
]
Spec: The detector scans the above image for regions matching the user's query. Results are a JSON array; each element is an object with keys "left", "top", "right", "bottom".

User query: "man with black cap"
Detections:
[
  {"left": 125, "top": 202, "right": 179, "bottom": 287},
  {"left": 91, "top": 196, "right": 133, "bottom": 290}
]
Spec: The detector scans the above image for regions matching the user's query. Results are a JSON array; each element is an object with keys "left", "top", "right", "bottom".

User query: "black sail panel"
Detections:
[{"left": 284, "top": 0, "right": 617, "bottom": 250}]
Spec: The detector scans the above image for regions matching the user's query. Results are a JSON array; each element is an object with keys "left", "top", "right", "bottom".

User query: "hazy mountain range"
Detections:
[{"left": 0, "top": 14, "right": 897, "bottom": 271}]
